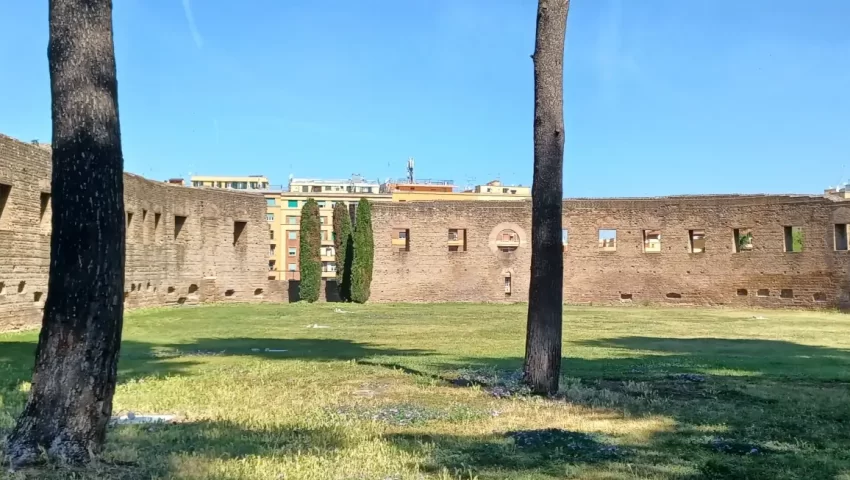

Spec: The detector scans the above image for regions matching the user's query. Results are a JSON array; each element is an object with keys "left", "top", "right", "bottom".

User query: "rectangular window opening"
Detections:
[
  {"left": 154, "top": 212, "right": 162, "bottom": 235},
  {"left": 233, "top": 221, "right": 247, "bottom": 246},
  {"left": 835, "top": 224, "right": 848, "bottom": 251},
  {"left": 599, "top": 229, "right": 617, "bottom": 251},
  {"left": 448, "top": 228, "right": 467, "bottom": 252},
  {"left": 266, "top": 198, "right": 276, "bottom": 206},
  {"left": 287, "top": 216, "right": 298, "bottom": 225},
  {"left": 269, "top": 244, "right": 276, "bottom": 256},
  {"left": 689, "top": 229, "right": 705, "bottom": 253},
  {"left": 504, "top": 276, "right": 512, "bottom": 296},
  {"left": 734, "top": 228, "right": 753, "bottom": 253},
  {"left": 39, "top": 192, "right": 51, "bottom": 227},
  {"left": 784, "top": 226, "right": 803, "bottom": 253},
  {"left": 643, "top": 229, "right": 661, "bottom": 253},
  {"left": 394, "top": 228, "right": 411, "bottom": 252},
  {"left": 174, "top": 215, "right": 187, "bottom": 242},
  {"left": 562, "top": 229, "right": 568, "bottom": 252},
  {"left": 266, "top": 213, "right": 275, "bottom": 222},
  {"left": 780, "top": 288, "right": 794, "bottom": 299},
  {"left": 288, "top": 230, "right": 297, "bottom": 240},
  {"left": 288, "top": 247, "right": 297, "bottom": 257},
  {"left": 0, "top": 183, "right": 10, "bottom": 228},
  {"left": 126, "top": 212, "right": 134, "bottom": 230}
]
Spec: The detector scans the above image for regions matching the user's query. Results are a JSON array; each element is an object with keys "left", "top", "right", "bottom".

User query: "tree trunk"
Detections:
[
  {"left": 523, "top": 0, "right": 569, "bottom": 395},
  {"left": 6, "top": 0, "right": 125, "bottom": 467}
]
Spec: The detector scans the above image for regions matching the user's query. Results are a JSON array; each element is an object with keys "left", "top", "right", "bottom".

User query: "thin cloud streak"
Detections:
[{"left": 182, "top": 0, "right": 203, "bottom": 49}]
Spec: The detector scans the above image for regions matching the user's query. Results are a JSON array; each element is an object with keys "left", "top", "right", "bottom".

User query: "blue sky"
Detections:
[{"left": 1, "top": 1, "right": 848, "bottom": 197}]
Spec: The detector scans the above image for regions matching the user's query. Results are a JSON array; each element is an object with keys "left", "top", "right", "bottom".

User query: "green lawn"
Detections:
[{"left": 2, "top": 303, "right": 850, "bottom": 479}]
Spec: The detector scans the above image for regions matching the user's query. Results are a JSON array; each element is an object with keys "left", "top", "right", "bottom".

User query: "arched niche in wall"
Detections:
[{"left": 488, "top": 222, "right": 528, "bottom": 255}]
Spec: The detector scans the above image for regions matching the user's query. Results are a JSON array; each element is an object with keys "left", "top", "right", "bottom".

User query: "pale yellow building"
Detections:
[
  {"left": 391, "top": 180, "right": 531, "bottom": 202},
  {"left": 266, "top": 191, "right": 392, "bottom": 281},
  {"left": 190, "top": 175, "right": 272, "bottom": 191}
]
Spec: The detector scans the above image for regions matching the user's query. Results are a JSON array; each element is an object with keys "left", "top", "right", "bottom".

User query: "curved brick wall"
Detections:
[{"left": 0, "top": 134, "right": 281, "bottom": 331}]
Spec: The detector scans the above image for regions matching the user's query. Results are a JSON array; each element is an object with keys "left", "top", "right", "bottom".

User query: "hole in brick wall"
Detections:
[
  {"left": 174, "top": 215, "right": 187, "bottom": 241},
  {"left": 126, "top": 212, "right": 134, "bottom": 230},
  {"left": 154, "top": 212, "right": 161, "bottom": 233},
  {"left": 836, "top": 224, "right": 849, "bottom": 251},
  {"left": 757, "top": 289, "right": 769, "bottom": 297},
  {"left": 233, "top": 221, "right": 247, "bottom": 246},
  {"left": 224, "top": 289, "right": 235, "bottom": 297},
  {"left": 254, "top": 288, "right": 264, "bottom": 296},
  {"left": 0, "top": 282, "right": 5, "bottom": 294},
  {"left": 734, "top": 228, "right": 753, "bottom": 252},
  {"left": 620, "top": 293, "right": 632, "bottom": 300},
  {"left": 142, "top": 209, "right": 148, "bottom": 222},
  {"left": 17, "top": 281, "right": 25, "bottom": 293},
  {"left": 39, "top": 192, "right": 51, "bottom": 226},
  {"left": 599, "top": 229, "right": 617, "bottom": 251},
  {"left": 124, "top": 292, "right": 129, "bottom": 300},
  {"left": 447, "top": 228, "right": 467, "bottom": 252},
  {"left": 666, "top": 292, "right": 682, "bottom": 299},
  {"left": 0, "top": 183, "right": 11, "bottom": 228},
  {"left": 33, "top": 292, "right": 42, "bottom": 303},
  {"left": 167, "top": 286, "right": 175, "bottom": 293},
  {"left": 393, "top": 228, "right": 411, "bottom": 252},
  {"left": 177, "top": 296, "right": 187, "bottom": 305},
  {"left": 138, "top": 283, "right": 142, "bottom": 291},
  {"left": 153, "top": 286, "right": 158, "bottom": 293},
  {"left": 146, "top": 281, "right": 151, "bottom": 291},
  {"left": 780, "top": 289, "right": 794, "bottom": 299},
  {"left": 784, "top": 226, "right": 803, "bottom": 253},
  {"left": 643, "top": 229, "right": 662, "bottom": 253},
  {"left": 130, "top": 283, "right": 136, "bottom": 292},
  {"left": 188, "top": 284, "right": 199, "bottom": 294},
  {"left": 737, "top": 288, "right": 748, "bottom": 296},
  {"left": 689, "top": 229, "right": 706, "bottom": 253},
  {"left": 813, "top": 292, "right": 827, "bottom": 302}
]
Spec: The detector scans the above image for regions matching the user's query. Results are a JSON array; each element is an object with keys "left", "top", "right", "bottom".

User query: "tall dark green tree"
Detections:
[
  {"left": 332, "top": 202, "right": 354, "bottom": 301},
  {"left": 298, "top": 199, "right": 321, "bottom": 302},
  {"left": 350, "top": 198, "right": 374, "bottom": 303},
  {"left": 7, "top": 0, "right": 126, "bottom": 466},
  {"left": 524, "top": 0, "right": 569, "bottom": 395}
]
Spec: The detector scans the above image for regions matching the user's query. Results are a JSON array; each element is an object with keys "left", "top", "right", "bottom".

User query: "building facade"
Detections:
[
  {"left": 190, "top": 175, "right": 271, "bottom": 191},
  {"left": 265, "top": 191, "right": 392, "bottom": 280}
]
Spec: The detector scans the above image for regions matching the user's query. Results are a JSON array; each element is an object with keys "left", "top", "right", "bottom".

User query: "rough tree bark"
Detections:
[
  {"left": 6, "top": 0, "right": 125, "bottom": 467},
  {"left": 523, "top": 0, "right": 569, "bottom": 395}
]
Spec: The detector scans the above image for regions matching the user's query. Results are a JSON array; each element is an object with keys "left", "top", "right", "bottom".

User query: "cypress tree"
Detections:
[
  {"left": 351, "top": 198, "right": 374, "bottom": 303},
  {"left": 299, "top": 198, "right": 321, "bottom": 302},
  {"left": 332, "top": 202, "right": 354, "bottom": 301}
]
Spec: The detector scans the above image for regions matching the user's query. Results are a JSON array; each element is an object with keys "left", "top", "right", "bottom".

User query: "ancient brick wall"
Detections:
[
  {"left": 372, "top": 197, "right": 850, "bottom": 308},
  {"left": 0, "top": 134, "right": 282, "bottom": 331}
]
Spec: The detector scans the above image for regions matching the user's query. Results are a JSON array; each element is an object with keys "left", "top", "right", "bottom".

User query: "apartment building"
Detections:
[
  {"left": 190, "top": 175, "right": 272, "bottom": 191},
  {"left": 289, "top": 175, "right": 380, "bottom": 194},
  {"left": 266, "top": 190, "right": 392, "bottom": 281},
  {"left": 387, "top": 179, "right": 531, "bottom": 202}
]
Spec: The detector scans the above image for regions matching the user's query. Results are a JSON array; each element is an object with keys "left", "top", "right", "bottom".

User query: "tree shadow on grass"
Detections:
[{"left": 364, "top": 337, "right": 850, "bottom": 480}]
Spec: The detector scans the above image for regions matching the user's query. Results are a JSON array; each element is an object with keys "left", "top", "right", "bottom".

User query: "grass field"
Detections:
[{"left": 1, "top": 303, "right": 850, "bottom": 479}]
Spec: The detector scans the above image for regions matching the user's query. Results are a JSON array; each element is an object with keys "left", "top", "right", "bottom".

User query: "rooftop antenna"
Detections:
[{"left": 407, "top": 157, "right": 415, "bottom": 183}]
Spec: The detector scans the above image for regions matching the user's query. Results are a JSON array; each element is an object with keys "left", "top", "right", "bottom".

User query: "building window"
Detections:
[
  {"left": 288, "top": 247, "right": 296, "bottom": 256},
  {"left": 784, "top": 226, "right": 803, "bottom": 253},
  {"left": 393, "top": 228, "right": 410, "bottom": 252},
  {"left": 270, "top": 229, "right": 274, "bottom": 240},
  {"left": 322, "top": 261, "right": 336, "bottom": 273},
  {"left": 836, "top": 224, "right": 849, "bottom": 251},
  {"left": 324, "top": 186, "right": 332, "bottom": 191},
  {"left": 599, "top": 229, "right": 617, "bottom": 251},
  {"left": 734, "top": 228, "right": 753, "bottom": 252},
  {"left": 287, "top": 216, "right": 298, "bottom": 225},
  {"left": 318, "top": 201, "right": 326, "bottom": 208},
  {"left": 288, "top": 200, "right": 298, "bottom": 208},
  {"left": 233, "top": 221, "right": 247, "bottom": 246},
  {"left": 643, "top": 229, "right": 661, "bottom": 253},
  {"left": 270, "top": 244, "right": 276, "bottom": 256},
  {"left": 448, "top": 228, "right": 467, "bottom": 252},
  {"left": 320, "top": 216, "right": 327, "bottom": 225},
  {"left": 504, "top": 275, "right": 512, "bottom": 295},
  {"left": 268, "top": 260, "right": 276, "bottom": 271},
  {"left": 288, "top": 263, "right": 297, "bottom": 271},
  {"left": 288, "top": 230, "right": 297, "bottom": 240},
  {"left": 323, "top": 246, "right": 335, "bottom": 257},
  {"left": 562, "top": 229, "right": 568, "bottom": 252},
  {"left": 689, "top": 229, "right": 705, "bottom": 253},
  {"left": 266, "top": 213, "right": 274, "bottom": 222},
  {"left": 39, "top": 192, "right": 51, "bottom": 227},
  {"left": 266, "top": 198, "right": 276, "bottom": 206},
  {"left": 321, "top": 230, "right": 329, "bottom": 241},
  {"left": 301, "top": 186, "right": 309, "bottom": 193}
]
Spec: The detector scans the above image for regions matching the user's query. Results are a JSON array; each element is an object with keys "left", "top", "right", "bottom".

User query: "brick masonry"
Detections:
[
  {"left": 370, "top": 198, "right": 850, "bottom": 308},
  {"left": 5, "top": 132, "right": 850, "bottom": 331},
  {"left": 0, "top": 134, "right": 285, "bottom": 331}
]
